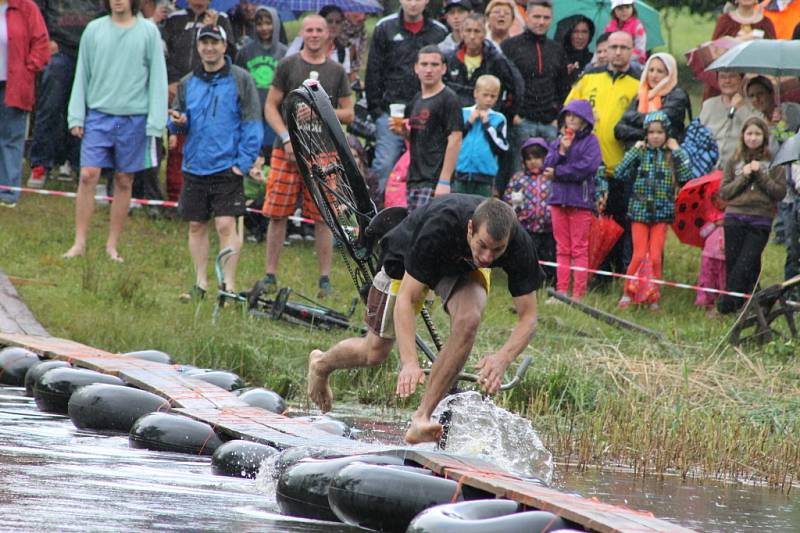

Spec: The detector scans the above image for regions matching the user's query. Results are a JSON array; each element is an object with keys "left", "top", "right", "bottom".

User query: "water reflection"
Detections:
[{"left": 0, "top": 389, "right": 357, "bottom": 532}]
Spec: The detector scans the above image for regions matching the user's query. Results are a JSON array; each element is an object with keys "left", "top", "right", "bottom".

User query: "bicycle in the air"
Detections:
[{"left": 282, "top": 79, "right": 531, "bottom": 391}]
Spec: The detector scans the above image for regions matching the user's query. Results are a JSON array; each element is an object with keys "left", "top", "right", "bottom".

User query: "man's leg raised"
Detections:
[
  {"left": 406, "top": 279, "right": 487, "bottom": 444},
  {"left": 308, "top": 331, "right": 393, "bottom": 413}
]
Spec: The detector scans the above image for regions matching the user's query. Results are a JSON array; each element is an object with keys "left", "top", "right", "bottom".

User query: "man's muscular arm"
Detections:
[{"left": 393, "top": 273, "right": 429, "bottom": 397}]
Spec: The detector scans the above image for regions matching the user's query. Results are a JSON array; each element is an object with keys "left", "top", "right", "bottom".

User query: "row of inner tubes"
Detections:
[
  {"left": 277, "top": 454, "right": 585, "bottom": 532},
  {"left": 3, "top": 346, "right": 586, "bottom": 532}
]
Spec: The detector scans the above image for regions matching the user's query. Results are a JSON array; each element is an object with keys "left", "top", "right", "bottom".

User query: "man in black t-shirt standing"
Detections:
[
  {"left": 308, "top": 195, "right": 542, "bottom": 444},
  {"left": 390, "top": 45, "right": 463, "bottom": 212}
]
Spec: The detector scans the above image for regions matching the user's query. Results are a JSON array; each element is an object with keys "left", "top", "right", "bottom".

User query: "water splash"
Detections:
[{"left": 432, "top": 391, "right": 553, "bottom": 485}]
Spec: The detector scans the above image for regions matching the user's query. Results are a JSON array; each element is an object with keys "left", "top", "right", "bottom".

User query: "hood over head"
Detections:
[
  {"left": 643, "top": 110, "right": 671, "bottom": 130},
  {"left": 554, "top": 14, "right": 596, "bottom": 54},
  {"left": 254, "top": 6, "right": 283, "bottom": 51},
  {"left": 559, "top": 99, "right": 595, "bottom": 130}
]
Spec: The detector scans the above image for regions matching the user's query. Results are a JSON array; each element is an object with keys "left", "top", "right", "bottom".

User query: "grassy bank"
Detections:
[{"left": 1, "top": 190, "right": 797, "bottom": 489}]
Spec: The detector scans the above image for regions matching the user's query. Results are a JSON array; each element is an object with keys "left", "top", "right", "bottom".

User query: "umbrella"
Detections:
[
  {"left": 549, "top": 0, "right": 664, "bottom": 50},
  {"left": 176, "top": 0, "right": 380, "bottom": 14},
  {"left": 672, "top": 170, "right": 723, "bottom": 248},
  {"left": 685, "top": 37, "right": 738, "bottom": 87},
  {"left": 174, "top": 0, "right": 297, "bottom": 16},
  {"left": 588, "top": 215, "right": 624, "bottom": 272},
  {"left": 706, "top": 39, "right": 800, "bottom": 79},
  {"left": 256, "top": 0, "right": 382, "bottom": 13},
  {"left": 772, "top": 133, "right": 800, "bottom": 168}
]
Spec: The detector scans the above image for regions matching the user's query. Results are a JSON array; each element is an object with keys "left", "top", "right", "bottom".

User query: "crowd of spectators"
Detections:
[{"left": 2, "top": 0, "right": 799, "bottom": 314}]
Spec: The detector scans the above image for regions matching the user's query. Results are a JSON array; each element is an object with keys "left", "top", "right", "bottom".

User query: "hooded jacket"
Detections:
[
  {"left": 614, "top": 112, "right": 693, "bottom": 223},
  {"left": 500, "top": 29, "right": 570, "bottom": 123},
  {"left": 161, "top": 8, "right": 235, "bottom": 83},
  {"left": 544, "top": 99, "right": 603, "bottom": 211},
  {"left": 5, "top": 0, "right": 51, "bottom": 112},
  {"left": 234, "top": 7, "right": 286, "bottom": 106},
  {"left": 444, "top": 38, "right": 524, "bottom": 118},
  {"left": 553, "top": 15, "right": 595, "bottom": 87},
  {"left": 503, "top": 137, "right": 552, "bottom": 234},
  {"left": 168, "top": 59, "right": 263, "bottom": 176},
  {"left": 365, "top": 10, "right": 448, "bottom": 117}
]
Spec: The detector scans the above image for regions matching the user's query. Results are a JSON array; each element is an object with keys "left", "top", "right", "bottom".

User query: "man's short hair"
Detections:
[
  {"left": 475, "top": 74, "right": 501, "bottom": 92},
  {"left": 596, "top": 31, "right": 612, "bottom": 46},
  {"left": 464, "top": 13, "right": 486, "bottom": 27},
  {"left": 104, "top": 0, "right": 140, "bottom": 15},
  {"left": 526, "top": 0, "right": 553, "bottom": 10},
  {"left": 417, "top": 44, "right": 445, "bottom": 63},
  {"left": 472, "top": 198, "right": 517, "bottom": 241}
]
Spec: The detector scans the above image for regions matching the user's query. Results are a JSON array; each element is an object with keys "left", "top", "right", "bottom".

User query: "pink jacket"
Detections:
[{"left": 699, "top": 221, "right": 725, "bottom": 260}]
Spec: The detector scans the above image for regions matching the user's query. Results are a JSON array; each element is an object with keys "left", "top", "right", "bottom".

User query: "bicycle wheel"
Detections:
[{"left": 285, "top": 81, "right": 377, "bottom": 269}]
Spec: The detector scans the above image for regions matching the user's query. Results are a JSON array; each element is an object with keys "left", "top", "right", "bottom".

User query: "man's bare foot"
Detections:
[
  {"left": 307, "top": 349, "right": 333, "bottom": 413},
  {"left": 62, "top": 245, "right": 85, "bottom": 259},
  {"left": 106, "top": 248, "right": 124, "bottom": 263},
  {"left": 405, "top": 416, "right": 443, "bottom": 445}
]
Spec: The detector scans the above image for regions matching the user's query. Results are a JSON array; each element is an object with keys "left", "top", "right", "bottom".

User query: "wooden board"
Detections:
[
  {"left": 0, "top": 271, "right": 49, "bottom": 337},
  {"left": 176, "top": 406, "right": 376, "bottom": 453},
  {"left": 387, "top": 449, "right": 696, "bottom": 533}
]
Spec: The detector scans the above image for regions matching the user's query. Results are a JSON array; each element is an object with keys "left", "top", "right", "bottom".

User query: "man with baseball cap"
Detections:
[
  {"left": 168, "top": 23, "right": 263, "bottom": 300},
  {"left": 439, "top": 0, "right": 473, "bottom": 55}
]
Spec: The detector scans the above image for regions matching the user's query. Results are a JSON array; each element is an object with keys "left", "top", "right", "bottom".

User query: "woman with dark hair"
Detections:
[
  {"left": 614, "top": 52, "right": 690, "bottom": 146},
  {"left": 553, "top": 14, "right": 594, "bottom": 86},
  {"left": 0, "top": 0, "right": 50, "bottom": 207},
  {"left": 716, "top": 117, "right": 786, "bottom": 314}
]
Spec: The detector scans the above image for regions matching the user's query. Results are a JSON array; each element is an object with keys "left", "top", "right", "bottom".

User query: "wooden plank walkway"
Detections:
[
  {"left": 0, "top": 270, "right": 49, "bottom": 337},
  {"left": 0, "top": 275, "right": 695, "bottom": 532}
]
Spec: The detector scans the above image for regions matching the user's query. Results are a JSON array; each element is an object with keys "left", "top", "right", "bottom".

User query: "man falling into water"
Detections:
[{"left": 308, "top": 195, "right": 542, "bottom": 444}]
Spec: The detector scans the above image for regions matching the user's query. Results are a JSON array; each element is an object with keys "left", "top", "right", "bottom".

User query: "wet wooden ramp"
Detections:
[{"left": 0, "top": 332, "right": 373, "bottom": 453}]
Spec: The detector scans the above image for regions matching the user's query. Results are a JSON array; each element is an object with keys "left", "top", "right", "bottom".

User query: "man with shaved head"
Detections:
[
  {"left": 255, "top": 14, "right": 354, "bottom": 299},
  {"left": 564, "top": 30, "right": 641, "bottom": 277}
]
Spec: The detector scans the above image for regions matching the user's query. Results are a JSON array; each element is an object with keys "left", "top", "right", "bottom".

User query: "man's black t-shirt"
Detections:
[
  {"left": 406, "top": 86, "right": 464, "bottom": 186},
  {"left": 380, "top": 194, "right": 542, "bottom": 297}
]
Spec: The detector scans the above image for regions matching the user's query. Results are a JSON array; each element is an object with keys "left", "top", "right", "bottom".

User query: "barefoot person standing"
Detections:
[
  {"left": 308, "top": 195, "right": 542, "bottom": 444},
  {"left": 63, "top": 0, "right": 167, "bottom": 262}
]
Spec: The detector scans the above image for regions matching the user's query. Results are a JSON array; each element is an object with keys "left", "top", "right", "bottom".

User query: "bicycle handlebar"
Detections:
[{"left": 423, "top": 355, "right": 533, "bottom": 392}]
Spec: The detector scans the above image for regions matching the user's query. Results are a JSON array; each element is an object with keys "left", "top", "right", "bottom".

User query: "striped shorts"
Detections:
[{"left": 262, "top": 147, "right": 322, "bottom": 222}]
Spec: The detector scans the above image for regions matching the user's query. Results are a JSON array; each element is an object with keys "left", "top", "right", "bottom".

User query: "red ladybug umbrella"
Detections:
[
  {"left": 672, "top": 170, "right": 723, "bottom": 248},
  {"left": 588, "top": 215, "right": 623, "bottom": 273}
]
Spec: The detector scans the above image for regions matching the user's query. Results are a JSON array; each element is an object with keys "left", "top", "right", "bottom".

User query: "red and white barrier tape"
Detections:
[{"left": 1, "top": 185, "right": 771, "bottom": 300}]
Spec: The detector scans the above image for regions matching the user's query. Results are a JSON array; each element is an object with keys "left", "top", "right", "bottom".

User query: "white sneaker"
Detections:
[{"left": 58, "top": 162, "right": 73, "bottom": 178}]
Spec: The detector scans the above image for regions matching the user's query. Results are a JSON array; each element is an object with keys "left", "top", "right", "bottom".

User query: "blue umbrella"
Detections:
[{"left": 257, "top": 0, "right": 382, "bottom": 13}]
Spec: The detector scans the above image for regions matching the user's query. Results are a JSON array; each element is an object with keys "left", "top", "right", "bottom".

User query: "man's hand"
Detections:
[
  {"left": 475, "top": 353, "right": 512, "bottom": 395},
  {"left": 168, "top": 82, "right": 178, "bottom": 104},
  {"left": 512, "top": 114, "right": 522, "bottom": 126},
  {"left": 202, "top": 9, "right": 219, "bottom": 25},
  {"left": 231, "top": 166, "right": 243, "bottom": 176},
  {"left": 169, "top": 109, "right": 187, "bottom": 126},
  {"left": 283, "top": 141, "right": 296, "bottom": 162},
  {"left": 730, "top": 92, "right": 743, "bottom": 109},
  {"left": 434, "top": 182, "right": 451, "bottom": 197},
  {"left": 70, "top": 127, "right": 83, "bottom": 139},
  {"left": 49, "top": 40, "right": 59, "bottom": 55},
  {"left": 396, "top": 363, "right": 425, "bottom": 397}
]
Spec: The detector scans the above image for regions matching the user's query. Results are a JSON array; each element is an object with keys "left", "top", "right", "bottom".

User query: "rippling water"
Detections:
[
  {"left": 0, "top": 388, "right": 357, "bottom": 533},
  {"left": 2, "top": 387, "right": 797, "bottom": 532}
]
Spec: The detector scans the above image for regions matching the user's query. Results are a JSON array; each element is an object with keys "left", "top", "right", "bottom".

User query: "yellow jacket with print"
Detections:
[{"left": 564, "top": 64, "right": 641, "bottom": 175}]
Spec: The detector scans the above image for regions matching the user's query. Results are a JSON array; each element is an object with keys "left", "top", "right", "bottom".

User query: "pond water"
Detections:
[{"left": 1, "top": 387, "right": 797, "bottom": 532}]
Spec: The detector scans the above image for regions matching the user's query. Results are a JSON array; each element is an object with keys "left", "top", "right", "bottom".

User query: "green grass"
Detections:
[{"left": 3, "top": 8, "right": 798, "bottom": 488}]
